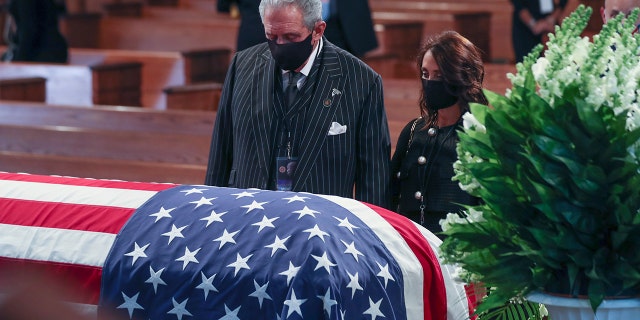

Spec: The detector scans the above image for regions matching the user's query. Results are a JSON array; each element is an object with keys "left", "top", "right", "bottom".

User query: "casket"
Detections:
[{"left": 0, "top": 172, "right": 472, "bottom": 320}]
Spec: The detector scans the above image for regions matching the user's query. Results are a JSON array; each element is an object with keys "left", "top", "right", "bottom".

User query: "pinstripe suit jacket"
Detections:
[{"left": 205, "top": 38, "right": 391, "bottom": 208}]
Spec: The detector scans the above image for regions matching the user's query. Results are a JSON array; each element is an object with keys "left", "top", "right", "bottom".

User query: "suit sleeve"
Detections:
[
  {"left": 354, "top": 75, "right": 392, "bottom": 209},
  {"left": 204, "top": 54, "right": 237, "bottom": 186}
]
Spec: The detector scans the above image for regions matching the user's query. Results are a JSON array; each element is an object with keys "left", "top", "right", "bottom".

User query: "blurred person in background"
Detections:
[
  {"left": 2, "top": 0, "right": 68, "bottom": 63},
  {"left": 510, "top": 0, "right": 567, "bottom": 62}
]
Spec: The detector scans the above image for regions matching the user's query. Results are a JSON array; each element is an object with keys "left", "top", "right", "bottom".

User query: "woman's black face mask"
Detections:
[
  {"left": 421, "top": 79, "right": 458, "bottom": 110},
  {"left": 267, "top": 33, "right": 314, "bottom": 71}
]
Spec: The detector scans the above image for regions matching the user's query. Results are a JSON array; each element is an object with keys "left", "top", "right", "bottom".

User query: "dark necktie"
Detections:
[{"left": 285, "top": 71, "right": 301, "bottom": 108}]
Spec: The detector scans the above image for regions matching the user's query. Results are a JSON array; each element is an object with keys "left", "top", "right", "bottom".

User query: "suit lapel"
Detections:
[
  {"left": 293, "top": 41, "right": 345, "bottom": 189},
  {"left": 251, "top": 49, "right": 277, "bottom": 182}
]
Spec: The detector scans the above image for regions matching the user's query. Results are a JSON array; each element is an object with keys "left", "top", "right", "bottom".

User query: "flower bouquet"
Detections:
[{"left": 439, "top": 4, "right": 640, "bottom": 317}]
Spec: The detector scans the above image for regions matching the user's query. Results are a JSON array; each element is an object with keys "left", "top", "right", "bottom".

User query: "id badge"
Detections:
[{"left": 276, "top": 156, "right": 298, "bottom": 191}]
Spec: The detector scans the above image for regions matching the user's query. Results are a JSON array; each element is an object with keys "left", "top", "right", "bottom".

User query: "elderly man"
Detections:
[
  {"left": 602, "top": 0, "right": 640, "bottom": 25},
  {"left": 205, "top": 0, "right": 391, "bottom": 209}
]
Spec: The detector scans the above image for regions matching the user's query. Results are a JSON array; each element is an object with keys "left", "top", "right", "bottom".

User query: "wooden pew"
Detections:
[
  {"left": 60, "top": 12, "right": 103, "bottom": 49},
  {"left": 163, "top": 82, "right": 223, "bottom": 111},
  {"left": 103, "top": 1, "right": 144, "bottom": 17},
  {"left": 0, "top": 124, "right": 210, "bottom": 164},
  {"left": 0, "top": 77, "right": 46, "bottom": 102},
  {"left": 0, "top": 101, "right": 215, "bottom": 135},
  {"left": 370, "top": 10, "right": 492, "bottom": 63},
  {"left": 69, "top": 47, "right": 231, "bottom": 108},
  {"left": 0, "top": 60, "right": 141, "bottom": 107},
  {"left": 0, "top": 151, "right": 206, "bottom": 184},
  {"left": 0, "top": 101, "right": 215, "bottom": 184},
  {"left": 97, "top": 16, "right": 238, "bottom": 52},
  {"left": 0, "top": 45, "right": 230, "bottom": 109},
  {"left": 370, "top": 0, "right": 508, "bottom": 63}
]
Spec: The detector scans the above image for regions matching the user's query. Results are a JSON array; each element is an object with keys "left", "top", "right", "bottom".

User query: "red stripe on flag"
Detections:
[
  {"left": 0, "top": 198, "right": 134, "bottom": 233},
  {"left": 0, "top": 172, "right": 176, "bottom": 191},
  {"left": 364, "top": 203, "right": 448, "bottom": 320},
  {"left": 0, "top": 257, "right": 103, "bottom": 305}
]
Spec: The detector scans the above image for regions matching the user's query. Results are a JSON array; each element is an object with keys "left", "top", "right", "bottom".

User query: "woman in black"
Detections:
[
  {"left": 391, "top": 31, "right": 488, "bottom": 236},
  {"left": 2, "top": 0, "right": 68, "bottom": 63}
]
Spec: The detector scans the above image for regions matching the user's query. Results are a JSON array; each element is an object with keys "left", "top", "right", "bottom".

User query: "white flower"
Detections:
[
  {"left": 531, "top": 57, "right": 549, "bottom": 82},
  {"left": 462, "top": 111, "right": 485, "bottom": 133}
]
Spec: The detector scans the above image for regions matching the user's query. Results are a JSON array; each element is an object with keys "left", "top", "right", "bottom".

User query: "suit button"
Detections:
[
  {"left": 396, "top": 171, "right": 401, "bottom": 178},
  {"left": 418, "top": 156, "right": 427, "bottom": 165},
  {"left": 414, "top": 191, "right": 422, "bottom": 199}
]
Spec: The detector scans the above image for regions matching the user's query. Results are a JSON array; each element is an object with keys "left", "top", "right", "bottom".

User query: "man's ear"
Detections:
[
  {"left": 313, "top": 21, "right": 326, "bottom": 41},
  {"left": 601, "top": 6, "right": 607, "bottom": 23}
]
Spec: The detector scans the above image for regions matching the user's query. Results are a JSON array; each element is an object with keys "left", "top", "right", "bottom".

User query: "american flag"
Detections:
[{"left": 0, "top": 172, "right": 471, "bottom": 320}]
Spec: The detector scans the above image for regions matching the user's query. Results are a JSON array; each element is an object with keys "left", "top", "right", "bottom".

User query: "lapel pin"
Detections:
[{"left": 323, "top": 88, "right": 341, "bottom": 107}]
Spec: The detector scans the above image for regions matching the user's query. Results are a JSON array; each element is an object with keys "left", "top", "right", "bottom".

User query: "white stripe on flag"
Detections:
[
  {"left": 0, "top": 180, "right": 157, "bottom": 209},
  {"left": 317, "top": 194, "right": 425, "bottom": 320},
  {"left": 0, "top": 224, "right": 115, "bottom": 267}
]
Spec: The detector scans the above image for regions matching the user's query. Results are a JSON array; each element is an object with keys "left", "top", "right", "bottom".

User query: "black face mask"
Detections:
[
  {"left": 267, "top": 33, "right": 314, "bottom": 71},
  {"left": 422, "top": 79, "right": 458, "bottom": 110}
]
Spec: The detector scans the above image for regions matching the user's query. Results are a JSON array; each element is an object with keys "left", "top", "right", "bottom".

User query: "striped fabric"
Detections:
[
  {"left": 205, "top": 38, "right": 391, "bottom": 209},
  {"left": 0, "top": 172, "right": 471, "bottom": 320},
  {"left": 0, "top": 172, "right": 175, "bottom": 309}
]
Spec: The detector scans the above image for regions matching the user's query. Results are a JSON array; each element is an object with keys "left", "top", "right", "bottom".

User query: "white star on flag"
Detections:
[
  {"left": 282, "top": 195, "right": 309, "bottom": 203},
  {"left": 292, "top": 206, "right": 320, "bottom": 219},
  {"left": 248, "top": 280, "right": 273, "bottom": 308},
  {"left": 317, "top": 288, "right": 337, "bottom": 315},
  {"left": 219, "top": 304, "right": 241, "bottom": 320},
  {"left": 346, "top": 271, "right": 363, "bottom": 298},
  {"left": 213, "top": 228, "right": 239, "bottom": 249},
  {"left": 200, "top": 209, "right": 227, "bottom": 227},
  {"left": 149, "top": 207, "right": 175, "bottom": 223},
  {"left": 230, "top": 191, "right": 258, "bottom": 199},
  {"left": 335, "top": 216, "right": 359, "bottom": 234},
  {"left": 303, "top": 224, "right": 329, "bottom": 242},
  {"left": 278, "top": 261, "right": 300, "bottom": 285},
  {"left": 117, "top": 292, "right": 144, "bottom": 319},
  {"left": 265, "top": 235, "right": 290, "bottom": 256},
  {"left": 124, "top": 242, "right": 149, "bottom": 265},
  {"left": 251, "top": 215, "right": 278, "bottom": 232},
  {"left": 376, "top": 262, "right": 395, "bottom": 288},
  {"left": 180, "top": 188, "right": 206, "bottom": 196},
  {"left": 241, "top": 200, "right": 267, "bottom": 213},
  {"left": 363, "top": 297, "right": 385, "bottom": 320},
  {"left": 227, "top": 253, "right": 253, "bottom": 276},
  {"left": 283, "top": 289, "right": 307, "bottom": 317},
  {"left": 162, "top": 224, "right": 188, "bottom": 245},
  {"left": 311, "top": 252, "right": 337, "bottom": 274},
  {"left": 190, "top": 197, "right": 216, "bottom": 208},
  {"left": 342, "top": 240, "right": 364, "bottom": 262},
  {"left": 195, "top": 271, "right": 218, "bottom": 300},
  {"left": 175, "top": 246, "right": 200, "bottom": 270},
  {"left": 145, "top": 266, "right": 167, "bottom": 293},
  {"left": 167, "top": 297, "right": 192, "bottom": 320}
]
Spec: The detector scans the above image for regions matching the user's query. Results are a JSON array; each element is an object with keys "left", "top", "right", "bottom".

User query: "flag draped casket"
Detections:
[{"left": 0, "top": 172, "right": 470, "bottom": 320}]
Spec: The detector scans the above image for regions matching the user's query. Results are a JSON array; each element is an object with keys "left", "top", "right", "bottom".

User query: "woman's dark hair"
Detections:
[{"left": 416, "top": 31, "right": 488, "bottom": 126}]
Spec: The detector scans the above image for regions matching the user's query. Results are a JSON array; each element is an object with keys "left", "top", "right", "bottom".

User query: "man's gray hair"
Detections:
[{"left": 259, "top": 0, "right": 322, "bottom": 30}]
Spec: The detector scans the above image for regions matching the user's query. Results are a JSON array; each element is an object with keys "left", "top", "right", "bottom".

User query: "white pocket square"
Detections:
[{"left": 328, "top": 122, "right": 347, "bottom": 135}]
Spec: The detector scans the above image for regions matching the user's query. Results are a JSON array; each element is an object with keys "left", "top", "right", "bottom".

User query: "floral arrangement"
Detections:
[{"left": 439, "top": 4, "right": 640, "bottom": 316}]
